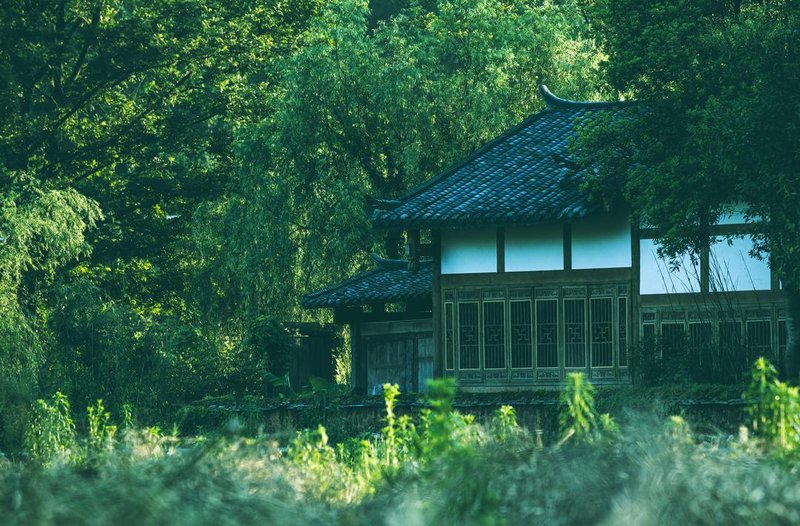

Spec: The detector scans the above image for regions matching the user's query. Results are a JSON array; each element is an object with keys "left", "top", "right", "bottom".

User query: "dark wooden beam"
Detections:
[
  {"left": 563, "top": 222, "right": 572, "bottom": 271},
  {"left": 440, "top": 267, "right": 632, "bottom": 287},
  {"left": 496, "top": 227, "right": 505, "bottom": 273},
  {"left": 700, "top": 244, "right": 710, "bottom": 293},
  {"left": 432, "top": 229, "right": 443, "bottom": 380}
]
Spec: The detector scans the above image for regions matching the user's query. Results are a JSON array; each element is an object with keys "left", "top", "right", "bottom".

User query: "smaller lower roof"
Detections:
[{"left": 301, "top": 255, "right": 432, "bottom": 308}]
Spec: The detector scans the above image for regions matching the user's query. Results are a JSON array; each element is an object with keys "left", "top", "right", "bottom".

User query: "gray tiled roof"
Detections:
[
  {"left": 372, "top": 86, "right": 632, "bottom": 229},
  {"left": 301, "top": 255, "right": 432, "bottom": 308}
]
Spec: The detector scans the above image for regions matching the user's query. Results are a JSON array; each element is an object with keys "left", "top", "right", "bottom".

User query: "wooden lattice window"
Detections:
[
  {"left": 746, "top": 320, "right": 772, "bottom": 362},
  {"left": 778, "top": 320, "right": 788, "bottom": 366},
  {"left": 590, "top": 298, "right": 614, "bottom": 367},
  {"left": 483, "top": 301, "right": 506, "bottom": 369},
  {"left": 564, "top": 298, "right": 586, "bottom": 367},
  {"left": 661, "top": 322, "right": 686, "bottom": 362},
  {"left": 458, "top": 302, "right": 480, "bottom": 370},
  {"left": 688, "top": 322, "right": 713, "bottom": 366},
  {"left": 536, "top": 299, "right": 558, "bottom": 368},
  {"left": 510, "top": 300, "right": 532, "bottom": 368},
  {"left": 444, "top": 302, "right": 454, "bottom": 370},
  {"left": 719, "top": 321, "right": 743, "bottom": 350}
]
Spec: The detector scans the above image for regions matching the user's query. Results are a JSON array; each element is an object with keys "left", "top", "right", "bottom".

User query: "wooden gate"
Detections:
[{"left": 361, "top": 319, "right": 433, "bottom": 393}]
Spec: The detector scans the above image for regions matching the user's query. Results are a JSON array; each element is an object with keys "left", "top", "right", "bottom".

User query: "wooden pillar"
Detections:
[
  {"left": 496, "top": 227, "right": 505, "bottom": 273},
  {"left": 630, "top": 224, "right": 641, "bottom": 379},
  {"left": 563, "top": 222, "right": 573, "bottom": 270},
  {"left": 432, "top": 229, "right": 443, "bottom": 379}
]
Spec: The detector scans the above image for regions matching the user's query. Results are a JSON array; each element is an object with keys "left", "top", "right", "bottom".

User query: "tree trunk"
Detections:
[{"left": 785, "top": 285, "right": 800, "bottom": 382}]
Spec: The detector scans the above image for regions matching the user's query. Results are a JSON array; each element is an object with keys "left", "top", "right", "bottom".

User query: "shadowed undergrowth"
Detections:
[{"left": 4, "top": 362, "right": 800, "bottom": 525}]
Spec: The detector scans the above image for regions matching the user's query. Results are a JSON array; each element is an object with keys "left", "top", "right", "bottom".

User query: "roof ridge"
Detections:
[{"left": 539, "top": 84, "right": 634, "bottom": 110}]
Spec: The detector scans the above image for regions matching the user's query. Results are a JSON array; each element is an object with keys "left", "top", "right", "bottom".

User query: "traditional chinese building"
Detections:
[{"left": 302, "top": 86, "right": 786, "bottom": 393}]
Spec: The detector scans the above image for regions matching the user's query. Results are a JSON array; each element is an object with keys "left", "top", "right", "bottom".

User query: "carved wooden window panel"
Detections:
[
  {"left": 688, "top": 322, "right": 713, "bottom": 367},
  {"left": 564, "top": 298, "right": 586, "bottom": 368},
  {"left": 483, "top": 301, "right": 506, "bottom": 369},
  {"left": 661, "top": 322, "right": 686, "bottom": 365},
  {"left": 591, "top": 297, "right": 614, "bottom": 367},
  {"left": 510, "top": 300, "right": 533, "bottom": 369},
  {"left": 444, "top": 302, "right": 455, "bottom": 370},
  {"left": 746, "top": 320, "right": 772, "bottom": 363},
  {"left": 536, "top": 299, "right": 559, "bottom": 368},
  {"left": 458, "top": 302, "right": 480, "bottom": 370},
  {"left": 618, "top": 297, "right": 628, "bottom": 367}
]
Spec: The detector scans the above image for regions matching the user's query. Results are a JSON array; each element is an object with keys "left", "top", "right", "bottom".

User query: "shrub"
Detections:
[
  {"left": 558, "top": 372, "right": 618, "bottom": 444},
  {"left": 23, "top": 392, "right": 77, "bottom": 465},
  {"left": 744, "top": 357, "right": 800, "bottom": 452}
]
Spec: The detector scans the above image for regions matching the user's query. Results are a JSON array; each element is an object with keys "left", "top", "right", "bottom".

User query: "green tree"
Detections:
[
  {"left": 0, "top": 0, "right": 321, "bottom": 444},
  {"left": 578, "top": 0, "right": 800, "bottom": 376},
  {"left": 210, "top": 0, "right": 606, "bottom": 321}
]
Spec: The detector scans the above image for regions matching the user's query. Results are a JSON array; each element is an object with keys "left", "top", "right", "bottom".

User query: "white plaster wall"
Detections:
[
  {"left": 639, "top": 239, "right": 701, "bottom": 294},
  {"left": 505, "top": 223, "right": 563, "bottom": 272},
  {"left": 571, "top": 214, "right": 632, "bottom": 269},
  {"left": 709, "top": 235, "right": 771, "bottom": 291},
  {"left": 441, "top": 229, "right": 497, "bottom": 274}
]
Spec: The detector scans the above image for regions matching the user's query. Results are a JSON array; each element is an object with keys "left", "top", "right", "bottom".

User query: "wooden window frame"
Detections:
[{"left": 509, "top": 299, "right": 534, "bottom": 370}]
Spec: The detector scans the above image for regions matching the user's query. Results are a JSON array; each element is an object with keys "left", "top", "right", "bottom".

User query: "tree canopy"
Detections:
[
  {"left": 578, "top": 0, "right": 800, "bottom": 373},
  {"left": 0, "top": 0, "right": 606, "bottom": 448},
  {"left": 208, "top": 0, "right": 606, "bottom": 323}
]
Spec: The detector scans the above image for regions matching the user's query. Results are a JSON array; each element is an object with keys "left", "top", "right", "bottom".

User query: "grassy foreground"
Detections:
[{"left": 3, "top": 360, "right": 800, "bottom": 525}]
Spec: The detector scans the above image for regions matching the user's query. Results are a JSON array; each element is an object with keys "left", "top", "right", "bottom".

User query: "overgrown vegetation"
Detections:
[
  {"left": 0, "top": 0, "right": 608, "bottom": 452},
  {"left": 3, "top": 363, "right": 800, "bottom": 524}
]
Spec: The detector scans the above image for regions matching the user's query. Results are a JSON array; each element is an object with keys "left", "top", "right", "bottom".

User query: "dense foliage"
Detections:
[
  {"left": 0, "top": 0, "right": 607, "bottom": 451},
  {"left": 577, "top": 0, "right": 800, "bottom": 373}
]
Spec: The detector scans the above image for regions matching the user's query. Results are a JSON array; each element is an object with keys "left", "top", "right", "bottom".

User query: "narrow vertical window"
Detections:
[
  {"left": 661, "top": 322, "right": 686, "bottom": 358},
  {"left": 618, "top": 298, "right": 628, "bottom": 367},
  {"left": 483, "top": 302, "right": 505, "bottom": 369},
  {"left": 536, "top": 299, "right": 559, "bottom": 368},
  {"left": 719, "top": 320, "right": 744, "bottom": 375},
  {"left": 444, "top": 302, "right": 454, "bottom": 370},
  {"left": 458, "top": 303, "right": 480, "bottom": 370},
  {"left": 564, "top": 298, "right": 586, "bottom": 367},
  {"left": 510, "top": 300, "right": 532, "bottom": 368},
  {"left": 746, "top": 320, "right": 772, "bottom": 363},
  {"left": 778, "top": 320, "right": 788, "bottom": 368},
  {"left": 688, "top": 322, "right": 713, "bottom": 366},
  {"left": 590, "top": 298, "right": 613, "bottom": 367}
]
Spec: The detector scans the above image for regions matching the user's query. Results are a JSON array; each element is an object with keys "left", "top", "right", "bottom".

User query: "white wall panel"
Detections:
[
  {"left": 572, "top": 215, "right": 632, "bottom": 269},
  {"left": 639, "top": 239, "right": 701, "bottom": 294},
  {"left": 505, "top": 224, "right": 563, "bottom": 272},
  {"left": 709, "top": 235, "right": 771, "bottom": 291},
  {"left": 441, "top": 229, "right": 496, "bottom": 274}
]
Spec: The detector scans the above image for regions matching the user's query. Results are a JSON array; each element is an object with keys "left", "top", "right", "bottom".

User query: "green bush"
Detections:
[
  {"left": 23, "top": 392, "right": 77, "bottom": 466},
  {"left": 744, "top": 357, "right": 800, "bottom": 452},
  {"left": 558, "top": 372, "right": 618, "bottom": 444}
]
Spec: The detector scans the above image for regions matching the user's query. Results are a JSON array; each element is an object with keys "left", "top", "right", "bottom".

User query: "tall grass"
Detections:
[{"left": 4, "top": 363, "right": 800, "bottom": 525}]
